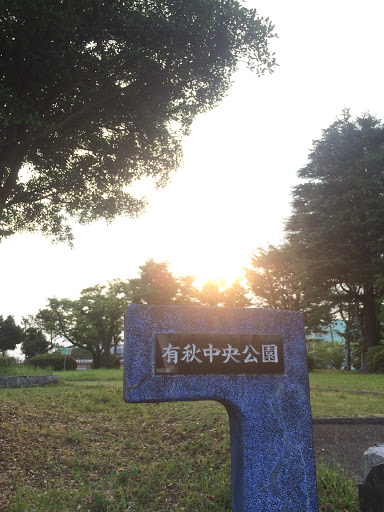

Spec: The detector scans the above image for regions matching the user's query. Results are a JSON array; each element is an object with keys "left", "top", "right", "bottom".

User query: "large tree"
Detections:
[
  {"left": 0, "top": 315, "right": 23, "bottom": 357},
  {"left": 286, "top": 111, "right": 384, "bottom": 371},
  {"left": 128, "top": 259, "right": 180, "bottom": 305},
  {"left": 0, "top": 0, "right": 276, "bottom": 241},
  {"left": 48, "top": 280, "right": 127, "bottom": 368},
  {"left": 127, "top": 259, "right": 202, "bottom": 304},
  {"left": 21, "top": 327, "right": 50, "bottom": 360},
  {"left": 198, "top": 279, "right": 251, "bottom": 306},
  {"left": 245, "top": 244, "right": 331, "bottom": 332}
]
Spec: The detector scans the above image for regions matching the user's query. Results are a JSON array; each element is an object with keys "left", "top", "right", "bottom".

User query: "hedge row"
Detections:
[
  {"left": 28, "top": 353, "right": 77, "bottom": 371},
  {"left": 367, "top": 346, "right": 384, "bottom": 373}
]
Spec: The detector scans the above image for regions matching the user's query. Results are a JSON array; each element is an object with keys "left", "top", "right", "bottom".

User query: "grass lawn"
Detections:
[
  {"left": 309, "top": 369, "right": 384, "bottom": 418},
  {"left": 309, "top": 369, "right": 384, "bottom": 393},
  {"left": 59, "top": 368, "right": 123, "bottom": 381},
  {"left": 0, "top": 364, "right": 54, "bottom": 377},
  {"left": 0, "top": 369, "right": 375, "bottom": 511}
]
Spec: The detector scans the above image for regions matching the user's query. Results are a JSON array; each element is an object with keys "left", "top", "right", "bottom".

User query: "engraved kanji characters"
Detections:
[
  {"left": 242, "top": 345, "right": 261, "bottom": 363},
  {"left": 202, "top": 343, "right": 221, "bottom": 363},
  {"left": 161, "top": 343, "right": 180, "bottom": 364},
  {"left": 181, "top": 344, "right": 203, "bottom": 363},
  {"left": 161, "top": 342, "right": 279, "bottom": 364},
  {"left": 222, "top": 344, "right": 241, "bottom": 363},
  {"left": 262, "top": 344, "right": 278, "bottom": 363}
]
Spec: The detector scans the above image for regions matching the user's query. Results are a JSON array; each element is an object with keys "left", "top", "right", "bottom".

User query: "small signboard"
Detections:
[
  {"left": 61, "top": 348, "right": 71, "bottom": 355},
  {"left": 156, "top": 334, "right": 284, "bottom": 375}
]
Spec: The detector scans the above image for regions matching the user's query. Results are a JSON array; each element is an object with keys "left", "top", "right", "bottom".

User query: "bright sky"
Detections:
[{"left": 2, "top": 0, "right": 384, "bottom": 323}]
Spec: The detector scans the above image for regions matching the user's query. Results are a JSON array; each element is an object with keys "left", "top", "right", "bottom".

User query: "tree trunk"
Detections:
[
  {"left": 339, "top": 304, "right": 352, "bottom": 371},
  {"left": 344, "top": 337, "right": 351, "bottom": 371},
  {"left": 91, "top": 349, "right": 103, "bottom": 369},
  {"left": 355, "top": 301, "right": 368, "bottom": 373},
  {"left": 362, "top": 287, "right": 380, "bottom": 349},
  {"left": 360, "top": 347, "right": 368, "bottom": 373},
  {"left": 113, "top": 337, "right": 118, "bottom": 357}
]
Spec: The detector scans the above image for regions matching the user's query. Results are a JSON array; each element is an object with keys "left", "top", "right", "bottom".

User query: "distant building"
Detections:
[
  {"left": 76, "top": 359, "right": 93, "bottom": 370},
  {"left": 307, "top": 321, "right": 346, "bottom": 343},
  {"left": 73, "top": 344, "right": 124, "bottom": 369}
]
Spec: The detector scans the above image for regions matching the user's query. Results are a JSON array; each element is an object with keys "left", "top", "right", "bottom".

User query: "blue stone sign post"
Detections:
[{"left": 124, "top": 305, "right": 318, "bottom": 511}]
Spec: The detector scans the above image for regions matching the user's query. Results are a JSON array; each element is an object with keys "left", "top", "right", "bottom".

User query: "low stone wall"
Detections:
[{"left": 0, "top": 375, "right": 59, "bottom": 388}]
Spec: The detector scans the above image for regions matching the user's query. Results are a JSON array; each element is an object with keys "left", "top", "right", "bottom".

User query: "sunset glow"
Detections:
[{"left": 2, "top": 0, "right": 384, "bottom": 321}]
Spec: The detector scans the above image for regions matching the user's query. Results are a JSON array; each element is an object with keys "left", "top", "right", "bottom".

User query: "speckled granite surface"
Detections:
[{"left": 124, "top": 305, "right": 318, "bottom": 512}]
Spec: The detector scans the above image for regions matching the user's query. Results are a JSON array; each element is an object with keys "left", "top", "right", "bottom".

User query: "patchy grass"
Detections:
[
  {"left": 309, "top": 370, "right": 384, "bottom": 417},
  {"left": 310, "top": 389, "right": 384, "bottom": 417},
  {"left": 1, "top": 381, "right": 230, "bottom": 511},
  {"left": 0, "top": 370, "right": 365, "bottom": 511},
  {"left": 60, "top": 368, "right": 123, "bottom": 381},
  {"left": 309, "top": 370, "right": 384, "bottom": 393},
  {"left": 316, "top": 456, "right": 359, "bottom": 512},
  {"left": 0, "top": 364, "right": 53, "bottom": 377}
]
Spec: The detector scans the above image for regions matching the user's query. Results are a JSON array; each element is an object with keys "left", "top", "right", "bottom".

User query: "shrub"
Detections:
[
  {"left": 366, "top": 345, "right": 384, "bottom": 372},
  {"left": 0, "top": 356, "right": 18, "bottom": 368},
  {"left": 372, "top": 349, "right": 384, "bottom": 373},
  {"left": 91, "top": 354, "right": 120, "bottom": 369},
  {"left": 109, "top": 355, "right": 121, "bottom": 369},
  {"left": 28, "top": 353, "right": 77, "bottom": 371},
  {"left": 306, "top": 340, "right": 345, "bottom": 369}
]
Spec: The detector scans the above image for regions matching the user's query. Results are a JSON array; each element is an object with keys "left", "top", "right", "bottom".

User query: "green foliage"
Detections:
[
  {"left": 128, "top": 260, "right": 182, "bottom": 305},
  {"left": 245, "top": 244, "right": 331, "bottom": 331},
  {"left": 28, "top": 353, "right": 77, "bottom": 371},
  {"left": 316, "top": 458, "right": 359, "bottom": 511},
  {"left": 286, "top": 111, "right": 384, "bottom": 352},
  {"left": 246, "top": 245, "right": 302, "bottom": 309},
  {"left": 109, "top": 355, "right": 121, "bottom": 370},
  {"left": 222, "top": 280, "right": 252, "bottom": 307},
  {"left": 0, "top": 356, "right": 18, "bottom": 368},
  {"left": 48, "top": 279, "right": 128, "bottom": 368},
  {"left": 69, "top": 346, "right": 93, "bottom": 360},
  {"left": 0, "top": 315, "right": 23, "bottom": 357},
  {"left": 306, "top": 340, "right": 345, "bottom": 369},
  {"left": 366, "top": 345, "right": 384, "bottom": 372},
  {"left": 372, "top": 349, "right": 384, "bottom": 373},
  {"left": 21, "top": 327, "right": 49, "bottom": 359},
  {"left": 128, "top": 259, "right": 251, "bottom": 307},
  {"left": 0, "top": 0, "right": 276, "bottom": 242},
  {"left": 91, "top": 354, "right": 120, "bottom": 370}
]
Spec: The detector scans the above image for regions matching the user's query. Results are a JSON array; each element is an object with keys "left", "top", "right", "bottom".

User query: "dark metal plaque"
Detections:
[{"left": 155, "top": 334, "right": 284, "bottom": 375}]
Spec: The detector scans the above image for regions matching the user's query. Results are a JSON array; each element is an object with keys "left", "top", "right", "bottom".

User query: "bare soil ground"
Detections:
[{"left": 313, "top": 422, "right": 384, "bottom": 481}]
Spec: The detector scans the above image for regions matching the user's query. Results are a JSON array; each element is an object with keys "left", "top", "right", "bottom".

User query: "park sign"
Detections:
[
  {"left": 155, "top": 333, "right": 284, "bottom": 375},
  {"left": 124, "top": 305, "right": 318, "bottom": 511}
]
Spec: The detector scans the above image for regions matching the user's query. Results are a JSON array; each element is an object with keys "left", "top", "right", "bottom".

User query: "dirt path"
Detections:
[{"left": 312, "top": 421, "right": 384, "bottom": 481}]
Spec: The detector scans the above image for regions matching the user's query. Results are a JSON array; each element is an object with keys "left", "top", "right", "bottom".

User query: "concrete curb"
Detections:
[
  {"left": 0, "top": 375, "right": 59, "bottom": 388},
  {"left": 313, "top": 416, "right": 384, "bottom": 425}
]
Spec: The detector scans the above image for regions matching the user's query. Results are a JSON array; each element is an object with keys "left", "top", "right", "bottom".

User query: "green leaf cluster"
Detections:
[
  {"left": 0, "top": 315, "right": 23, "bottom": 357},
  {"left": 0, "top": 0, "right": 276, "bottom": 241},
  {"left": 28, "top": 352, "right": 77, "bottom": 371},
  {"left": 30, "top": 260, "right": 251, "bottom": 366},
  {"left": 284, "top": 111, "right": 384, "bottom": 367}
]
